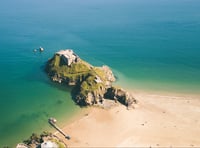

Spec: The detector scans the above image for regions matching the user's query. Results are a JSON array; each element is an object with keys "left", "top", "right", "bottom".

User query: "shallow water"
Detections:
[{"left": 0, "top": 0, "right": 200, "bottom": 146}]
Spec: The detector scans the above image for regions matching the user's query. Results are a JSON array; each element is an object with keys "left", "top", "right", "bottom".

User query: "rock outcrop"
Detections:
[
  {"left": 22, "top": 131, "right": 66, "bottom": 148},
  {"left": 104, "top": 87, "right": 137, "bottom": 109},
  {"left": 46, "top": 49, "right": 136, "bottom": 108}
]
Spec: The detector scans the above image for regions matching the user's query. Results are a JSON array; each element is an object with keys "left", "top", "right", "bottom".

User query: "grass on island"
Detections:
[
  {"left": 48, "top": 54, "right": 108, "bottom": 85},
  {"left": 80, "top": 74, "right": 105, "bottom": 96},
  {"left": 47, "top": 54, "right": 109, "bottom": 101}
]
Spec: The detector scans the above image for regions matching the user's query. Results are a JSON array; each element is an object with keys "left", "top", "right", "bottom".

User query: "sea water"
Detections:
[{"left": 0, "top": 0, "right": 200, "bottom": 146}]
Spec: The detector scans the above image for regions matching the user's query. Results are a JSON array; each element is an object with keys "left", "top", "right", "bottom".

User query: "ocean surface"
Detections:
[{"left": 1, "top": 0, "right": 200, "bottom": 146}]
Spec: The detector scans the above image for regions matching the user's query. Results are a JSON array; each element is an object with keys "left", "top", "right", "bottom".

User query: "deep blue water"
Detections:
[{"left": 0, "top": 0, "right": 200, "bottom": 146}]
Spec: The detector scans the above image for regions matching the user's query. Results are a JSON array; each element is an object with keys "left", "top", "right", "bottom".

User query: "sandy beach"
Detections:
[{"left": 55, "top": 90, "right": 200, "bottom": 147}]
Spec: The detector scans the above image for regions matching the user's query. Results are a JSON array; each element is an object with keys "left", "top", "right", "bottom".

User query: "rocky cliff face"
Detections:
[
  {"left": 104, "top": 87, "right": 137, "bottom": 109},
  {"left": 46, "top": 49, "right": 136, "bottom": 108}
]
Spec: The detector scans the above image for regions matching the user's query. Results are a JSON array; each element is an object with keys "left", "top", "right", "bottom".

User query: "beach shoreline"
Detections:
[{"left": 54, "top": 90, "right": 200, "bottom": 147}]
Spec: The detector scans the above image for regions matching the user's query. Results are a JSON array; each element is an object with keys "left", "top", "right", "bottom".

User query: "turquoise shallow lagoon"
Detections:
[{"left": 0, "top": 0, "right": 200, "bottom": 146}]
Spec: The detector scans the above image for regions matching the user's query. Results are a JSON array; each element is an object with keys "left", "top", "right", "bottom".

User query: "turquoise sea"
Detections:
[{"left": 1, "top": 0, "right": 200, "bottom": 146}]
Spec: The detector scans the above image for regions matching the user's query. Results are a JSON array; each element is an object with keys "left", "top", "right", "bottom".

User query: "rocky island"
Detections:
[{"left": 46, "top": 49, "right": 136, "bottom": 108}]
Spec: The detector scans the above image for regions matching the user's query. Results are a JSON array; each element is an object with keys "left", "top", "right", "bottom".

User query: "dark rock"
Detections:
[{"left": 104, "top": 87, "right": 137, "bottom": 108}]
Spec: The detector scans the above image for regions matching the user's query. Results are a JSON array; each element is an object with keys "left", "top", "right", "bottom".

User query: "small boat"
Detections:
[
  {"left": 39, "top": 46, "right": 44, "bottom": 52},
  {"left": 48, "top": 117, "right": 57, "bottom": 125}
]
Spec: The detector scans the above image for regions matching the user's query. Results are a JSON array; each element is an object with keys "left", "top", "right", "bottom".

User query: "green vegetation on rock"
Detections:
[
  {"left": 23, "top": 131, "right": 66, "bottom": 148},
  {"left": 47, "top": 55, "right": 91, "bottom": 78},
  {"left": 46, "top": 49, "right": 136, "bottom": 107}
]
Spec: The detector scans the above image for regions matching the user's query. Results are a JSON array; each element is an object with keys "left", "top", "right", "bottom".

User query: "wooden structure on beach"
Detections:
[{"left": 48, "top": 117, "right": 70, "bottom": 140}]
